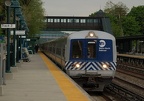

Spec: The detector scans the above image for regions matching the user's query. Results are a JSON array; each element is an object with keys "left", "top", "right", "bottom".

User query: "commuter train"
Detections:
[{"left": 40, "top": 30, "right": 117, "bottom": 91}]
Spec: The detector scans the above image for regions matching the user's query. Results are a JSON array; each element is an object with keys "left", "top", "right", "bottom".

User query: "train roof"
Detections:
[
  {"left": 42, "top": 30, "right": 115, "bottom": 44},
  {"left": 68, "top": 30, "right": 115, "bottom": 40}
]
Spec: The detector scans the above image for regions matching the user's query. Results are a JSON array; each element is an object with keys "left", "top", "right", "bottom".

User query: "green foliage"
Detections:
[
  {"left": 111, "top": 20, "right": 121, "bottom": 37},
  {"left": 0, "top": 0, "right": 3, "bottom": 35},
  {"left": 122, "top": 16, "right": 140, "bottom": 36},
  {"left": 19, "top": 0, "right": 44, "bottom": 37},
  {"left": 128, "top": 6, "right": 144, "bottom": 34},
  {"left": 104, "top": 1, "right": 129, "bottom": 18},
  {"left": 104, "top": 1, "right": 129, "bottom": 37},
  {"left": 89, "top": 12, "right": 97, "bottom": 17},
  {"left": 89, "top": 1, "right": 142, "bottom": 37},
  {"left": 105, "top": 13, "right": 121, "bottom": 36},
  {"left": 0, "top": 0, "right": 3, "bottom": 12}
]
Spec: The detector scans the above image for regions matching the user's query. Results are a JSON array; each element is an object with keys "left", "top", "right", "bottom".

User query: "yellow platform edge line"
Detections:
[{"left": 39, "top": 52, "right": 90, "bottom": 101}]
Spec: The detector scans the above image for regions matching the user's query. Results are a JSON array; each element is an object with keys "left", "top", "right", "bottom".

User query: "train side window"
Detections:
[
  {"left": 71, "top": 40, "right": 83, "bottom": 59},
  {"left": 87, "top": 40, "right": 96, "bottom": 58}
]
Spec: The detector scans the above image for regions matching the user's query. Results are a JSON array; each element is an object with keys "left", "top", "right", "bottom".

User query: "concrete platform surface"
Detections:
[{"left": 0, "top": 53, "right": 92, "bottom": 101}]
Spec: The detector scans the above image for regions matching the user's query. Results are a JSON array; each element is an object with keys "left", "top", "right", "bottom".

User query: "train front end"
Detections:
[{"left": 65, "top": 31, "right": 117, "bottom": 91}]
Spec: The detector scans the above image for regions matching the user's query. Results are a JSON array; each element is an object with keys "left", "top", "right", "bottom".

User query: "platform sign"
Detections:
[
  {"left": 11, "top": 30, "right": 25, "bottom": 35},
  {"left": 26, "top": 39, "right": 30, "bottom": 41},
  {"left": 1, "top": 24, "right": 16, "bottom": 28},
  {"left": 21, "top": 36, "right": 26, "bottom": 38}
]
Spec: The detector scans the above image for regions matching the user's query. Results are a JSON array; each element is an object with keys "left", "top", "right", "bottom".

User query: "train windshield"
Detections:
[
  {"left": 71, "top": 40, "right": 83, "bottom": 59},
  {"left": 87, "top": 40, "right": 96, "bottom": 58},
  {"left": 70, "top": 39, "right": 97, "bottom": 59}
]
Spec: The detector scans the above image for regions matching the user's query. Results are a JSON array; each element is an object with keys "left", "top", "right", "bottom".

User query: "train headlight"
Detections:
[
  {"left": 72, "top": 63, "right": 80, "bottom": 68},
  {"left": 86, "top": 31, "right": 98, "bottom": 38},
  {"left": 90, "top": 33, "right": 94, "bottom": 37},
  {"left": 76, "top": 64, "right": 80, "bottom": 68},
  {"left": 102, "top": 64, "right": 108, "bottom": 68}
]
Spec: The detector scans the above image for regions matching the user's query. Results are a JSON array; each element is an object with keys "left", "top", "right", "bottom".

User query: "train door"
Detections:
[{"left": 87, "top": 40, "right": 97, "bottom": 59}]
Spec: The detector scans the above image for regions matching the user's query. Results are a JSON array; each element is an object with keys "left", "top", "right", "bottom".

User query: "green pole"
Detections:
[
  {"left": 16, "top": 18, "right": 19, "bottom": 62},
  {"left": 19, "top": 36, "right": 22, "bottom": 59},
  {"left": 12, "top": 8, "right": 16, "bottom": 66},
  {"left": 16, "top": 36, "right": 19, "bottom": 62},
  {"left": 6, "top": 5, "right": 11, "bottom": 73}
]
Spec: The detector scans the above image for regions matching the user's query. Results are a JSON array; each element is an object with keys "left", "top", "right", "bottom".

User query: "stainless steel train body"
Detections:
[{"left": 40, "top": 30, "right": 117, "bottom": 91}]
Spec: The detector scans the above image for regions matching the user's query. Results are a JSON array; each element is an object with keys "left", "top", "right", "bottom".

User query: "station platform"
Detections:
[{"left": 0, "top": 51, "right": 92, "bottom": 101}]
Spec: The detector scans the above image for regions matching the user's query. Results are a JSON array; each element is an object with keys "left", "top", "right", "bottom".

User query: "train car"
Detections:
[{"left": 40, "top": 30, "right": 117, "bottom": 91}]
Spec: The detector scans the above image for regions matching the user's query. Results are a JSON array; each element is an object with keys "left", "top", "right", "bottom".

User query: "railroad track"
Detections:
[
  {"left": 104, "top": 70, "right": 144, "bottom": 101},
  {"left": 88, "top": 91, "right": 114, "bottom": 101},
  {"left": 105, "top": 82, "right": 144, "bottom": 101},
  {"left": 88, "top": 75, "right": 144, "bottom": 101},
  {"left": 116, "top": 68, "right": 144, "bottom": 80},
  {"left": 114, "top": 77, "right": 144, "bottom": 95},
  {"left": 104, "top": 59, "right": 144, "bottom": 101},
  {"left": 117, "top": 63, "right": 144, "bottom": 77}
]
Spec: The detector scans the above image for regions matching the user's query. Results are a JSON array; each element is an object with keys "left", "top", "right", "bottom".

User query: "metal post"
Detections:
[
  {"left": 6, "top": 5, "right": 11, "bottom": 73},
  {"left": 19, "top": 36, "right": 22, "bottom": 59},
  {"left": 16, "top": 36, "right": 19, "bottom": 62},
  {"left": 0, "top": 44, "right": 3, "bottom": 85},
  {"left": 2, "top": 57, "right": 6, "bottom": 85},
  {"left": 12, "top": 8, "right": 16, "bottom": 66},
  {"left": 19, "top": 20, "right": 24, "bottom": 60},
  {"left": 2, "top": 43, "right": 6, "bottom": 85},
  {"left": 16, "top": 17, "right": 20, "bottom": 62}
]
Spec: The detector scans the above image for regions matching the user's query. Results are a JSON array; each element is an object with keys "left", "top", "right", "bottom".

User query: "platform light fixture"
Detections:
[{"left": 5, "top": 0, "right": 11, "bottom": 6}]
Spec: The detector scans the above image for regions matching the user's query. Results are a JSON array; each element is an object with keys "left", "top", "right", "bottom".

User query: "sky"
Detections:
[{"left": 41, "top": 0, "right": 144, "bottom": 16}]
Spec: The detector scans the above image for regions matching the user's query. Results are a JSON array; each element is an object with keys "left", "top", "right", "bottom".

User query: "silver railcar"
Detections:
[{"left": 40, "top": 30, "right": 117, "bottom": 91}]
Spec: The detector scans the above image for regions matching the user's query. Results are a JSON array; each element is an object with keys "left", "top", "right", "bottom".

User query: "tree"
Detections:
[
  {"left": 128, "top": 6, "right": 144, "bottom": 34},
  {"left": 0, "top": 0, "right": 4, "bottom": 35},
  {"left": 122, "top": 16, "right": 140, "bottom": 36},
  {"left": 104, "top": 1, "right": 129, "bottom": 18},
  {"left": 19, "top": 0, "right": 44, "bottom": 37},
  {"left": 89, "top": 1, "right": 143, "bottom": 37},
  {"left": 104, "top": 1, "right": 129, "bottom": 36}
]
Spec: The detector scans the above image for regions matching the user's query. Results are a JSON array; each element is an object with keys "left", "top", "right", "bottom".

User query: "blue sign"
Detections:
[
  {"left": 0, "top": 36, "right": 5, "bottom": 43},
  {"left": 97, "top": 39, "right": 113, "bottom": 61}
]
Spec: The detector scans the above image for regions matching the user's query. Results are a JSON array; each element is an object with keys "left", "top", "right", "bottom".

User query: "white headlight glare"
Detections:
[
  {"left": 90, "top": 33, "right": 94, "bottom": 37},
  {"left": 85, "top": 31, "right": 98, "bottom": 38},
  {"left": 103, "top": 64, "right": 107, "bottom": 68},
  {"left": 76, "top": 64, "right": 80, "bottom": 68}
]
